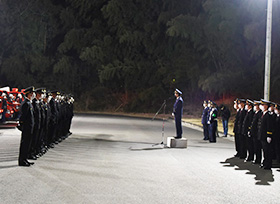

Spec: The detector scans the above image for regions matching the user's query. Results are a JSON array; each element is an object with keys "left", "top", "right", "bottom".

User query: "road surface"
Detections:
[{"left": 0, "top": 114, "right": 280, "bottom": 204}]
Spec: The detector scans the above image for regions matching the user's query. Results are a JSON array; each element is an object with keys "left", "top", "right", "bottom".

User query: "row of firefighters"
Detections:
[
  {"left": 202, "top": 98, "right": 280, "bottom": 170},
  {"left": 18, "top": 86, "right": 74, "bottom": 167},
  {"left": 232, "top": 99, "right": 280, "bottom": 170}
]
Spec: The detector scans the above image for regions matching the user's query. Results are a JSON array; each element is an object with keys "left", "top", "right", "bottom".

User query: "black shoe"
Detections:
[
  {"left": 174, "top": 137, "right": 182, "bottom": 139},
  {"left": 252, "top": 161, "right": 260, "bottom": 165},
  {"left": 19, "top": 160, "right": 30, "bottom": 167},
  {"left": 264, "top": 167, "right": 271, "bottom": 170},
  {"left": 245, "top": 159, "right": 253, "bottom": 162},
  {"left": 209, "top": 141, "right": 216, "bottom": 143},
  {"left": 49, "top": 143, "right": 55, "bottom": 148},
  {"left": 234, "top": 153, "right": 240, "bottom": 157},
  {"left": 28, "top": 155, "right": 37, "bottom": 160},
  {"left": 26, "top": 160, "right": 34, "bottom": 165}
]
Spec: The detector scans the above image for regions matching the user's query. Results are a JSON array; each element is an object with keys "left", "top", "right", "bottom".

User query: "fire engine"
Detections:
[{"left": 0, "top": 87, "right": 21, "bottom": 125}]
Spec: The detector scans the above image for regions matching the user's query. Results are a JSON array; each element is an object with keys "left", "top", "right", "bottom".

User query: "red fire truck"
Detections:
[{"left": 0, "top": 87, "right": 21, "bottom": 125}]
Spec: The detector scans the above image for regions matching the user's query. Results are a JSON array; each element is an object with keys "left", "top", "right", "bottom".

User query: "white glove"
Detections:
[
  {"left": 248, "top": 131, "right": 251, "bottom": 137},
  {"left": 207, "top": 121, "right": 210, "bottom": 124},
  {"left": 172, "top": 113, "right": 174, "bottom": 117},
  {"left": 267, "top": 137, "right": 272, "bottom": 144}
]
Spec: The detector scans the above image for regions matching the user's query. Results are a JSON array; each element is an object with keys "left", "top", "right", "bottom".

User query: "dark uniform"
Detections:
[
  {"left": 233, "top": 99, "right": 240, "bottom": 157},
  {"left": 173, "top": 89, "right": 183, "bottom": 138},
  {"left": 66, "top": 96, "right": 74, "bottom": 135},
  {"left": 48, "top": 91, "right": 59, "bottom": 146},
  {"left": 269, "top": 104, "right": 277, "bottom": 160},
  {"left": 237, "top": 99, "right": 247, "bottom": 159},
  {"left": 201, "top": 101, "right": 209, "bottom": 140},
  {"left": 43, "top": 96, "right": 51, "bottom": 147},
  {"left": 258, "top": 100, "right": 273, "bottom": 170},
  {"left": 274, "top": 104, "right": 280, "bottom": 164},
  {"left": 29, "top": 91, "right": 42, "bottom": 159},
  {"left": 207, "top": 101, "right": 218, "bottom": 143},
  {"left": 18, "top": 87, "right": 35, "bottom": 166},
  {"left": 35, "top": 88, "right": 47, "bottom": 155},
  {"left": 241, "top": 100, "right": 254, "bottom": 161},
  {"left": 249, "top": 101, "right": 262, "bottom": 164}
]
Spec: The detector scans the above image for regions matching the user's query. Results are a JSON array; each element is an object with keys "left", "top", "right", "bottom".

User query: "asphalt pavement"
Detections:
[{"left": 0, "top": 114, "right": 280, "bottom": 204}]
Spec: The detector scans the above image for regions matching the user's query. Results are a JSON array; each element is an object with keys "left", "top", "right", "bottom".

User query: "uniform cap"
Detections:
[
  {"left": 260, "top": 99, "right": 270, "bottom": 106},
  {"left": 237, "top": 99, "right": 246, "bottom": 104},
  {"left": 35, "top": 87, "right": 46, "bottom": 94},
  {"left": 24, "top": 86, "right": 35, "bottom": 94},
  {"left": 51, "top": 90, "right": 60, "bottom": 95},
  {"left": 253, "top": 100, "right": 261, "bottom": 105},
  {"left": 208, "top": 100, "right": 216, "bottom": 106},
  {"left": 175, "top": 89, "right": 182, "bottom": 95},
  {"left": 246, "top": 99, "right": 254, "bottom": 105},
  {"left": 270, "top": 102, "right": 276, "bottom": 107},
  {"left": 233, "top": 98, "right": 239, "bottom": 104}
]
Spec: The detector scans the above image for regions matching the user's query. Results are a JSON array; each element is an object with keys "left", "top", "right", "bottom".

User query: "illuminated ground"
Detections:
[{"left": 0, "top": 114, "right": 279, "bottom": 204}]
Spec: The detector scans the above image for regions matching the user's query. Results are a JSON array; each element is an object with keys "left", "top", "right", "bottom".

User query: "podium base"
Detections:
[{"left": 167, "top": 137, "right": 187, "bottom": 148}]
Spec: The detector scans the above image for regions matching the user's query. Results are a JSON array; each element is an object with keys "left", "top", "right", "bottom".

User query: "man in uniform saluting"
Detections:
[
  {"left": 18, "top": 86, "right": 35, "bottom": 167},
  {"left": 172, "top": 89, "right": 183, "bottom": 139}
]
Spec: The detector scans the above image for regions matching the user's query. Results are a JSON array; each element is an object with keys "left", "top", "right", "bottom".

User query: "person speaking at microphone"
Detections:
[{"left": 172, "top": 89, "right": 183, "bottom": 139}]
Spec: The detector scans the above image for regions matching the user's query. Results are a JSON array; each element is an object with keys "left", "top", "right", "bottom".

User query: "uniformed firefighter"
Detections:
[
  {"left": 258, "top": 99, "right": 273, "bottom": 170},
  {"left": 18, "top": 86, "right": 35, "bottom": 167}
]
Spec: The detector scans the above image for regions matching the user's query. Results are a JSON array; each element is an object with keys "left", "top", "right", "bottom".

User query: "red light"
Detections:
[
  {"left": 0, "top": 109, "right": 3, "bottom": 113},
  {"left": 11, "top": 110, "right": 14, "bottom": 114}
]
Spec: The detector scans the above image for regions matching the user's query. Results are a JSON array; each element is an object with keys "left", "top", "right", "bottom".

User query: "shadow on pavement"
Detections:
[
  {"left": 0, "top": 139, "right": 18, "bottom": 169},
  {"left": 220, "top": 157, "right": 274, "bottom": 185},
  {"left": 0, "top": 164, "right": 18, "bottom": 169},
  {"left": 129, "top": 144, "right": 165, "bottom": 151}
]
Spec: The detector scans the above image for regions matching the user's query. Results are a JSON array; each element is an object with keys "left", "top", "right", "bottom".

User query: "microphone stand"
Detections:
[{"left": 152, "top": 100, "right": 167, "bottom": 147}]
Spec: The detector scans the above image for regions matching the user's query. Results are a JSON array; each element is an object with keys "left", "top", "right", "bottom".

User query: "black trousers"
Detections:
[
  {"left": 234, "top": 133, "right": 240, "bottom": 154},
  {"left": 209, "top": 121, "right": 217, "bottom": 142},
  {"left": 252, "top": 137, "right": 262, "bottom": 163},
  {"left": 203, "top": 123, "right": 209, "bottom": 140},
  {"left": 261, "top": 140, "right": 273, "bottom": 168},
  {"left": 239, "top": 134, "right": 247, "bottom": 158},
  {"left": 275, "top": 136, "right": 280, "bottom": 163},
  {"left": 246, "top": 136, "right": 254, "bottom": 160},
  {"left": 175, "top": 115, "right": 182, "bottom": 137},
  {"left": 48, "top": 123, "right": 57, "bottom": 144},
  {"left": 19, "top": 126, "right": 33, "bottom": 162},
  {"left": 29, "top": 125, "right": 40, "bottom": 155}
]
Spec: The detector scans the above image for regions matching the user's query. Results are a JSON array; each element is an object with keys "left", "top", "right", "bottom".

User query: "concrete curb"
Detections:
[{"left": 181, "top": 120, "right": 235, "bottom": 142}]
